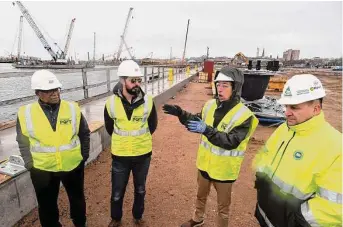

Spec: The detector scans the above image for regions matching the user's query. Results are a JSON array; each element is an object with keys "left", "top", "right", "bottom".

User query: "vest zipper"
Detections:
[
  {"left": 271, "top": 131, "right": 296, "bottom": 179},
  {"left": 270, "top": 141, "right": 285, "bottom": 166}
]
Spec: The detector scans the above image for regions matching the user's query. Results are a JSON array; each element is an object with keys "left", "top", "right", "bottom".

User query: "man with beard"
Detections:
[
  {"left": 252, "top": 74, "right": 342, "bottom": 227},
  {"left": 163, "top": 67, "right": 259, "bottom": 227},
  {"left": 16, "top": 70, "right": 90, "bottom": 227},
  {"left": 104, "top": 60, "right": 158, "bottom": 227}
]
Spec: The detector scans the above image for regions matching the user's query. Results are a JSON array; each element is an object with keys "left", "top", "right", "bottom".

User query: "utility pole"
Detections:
[
  {"left": 17, "top": 16, "right": 23, "bottom": 61},
  {"left": 181, "top": 19, "right": 190, "bottom": 64},
  {"left": 93, "top": 32, "right": 96, "bottom": 63},
  {"left": 170, "top": 47, "right": 172, "bottom": 60},
  {"left": 206, "top": 46, "right": 209, "bottom": 59}
]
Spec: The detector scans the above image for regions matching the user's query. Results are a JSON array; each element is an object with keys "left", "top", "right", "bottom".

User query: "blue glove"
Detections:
[{"left": 187, "top": 117, "right": 207, "bottom": 134}]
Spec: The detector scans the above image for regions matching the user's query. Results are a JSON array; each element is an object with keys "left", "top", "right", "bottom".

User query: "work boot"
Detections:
[
  {"left": 108, "top": 219, "right": 121, "bottom": 227},
  {"left": 134, "top": 218, "right": 145, "bottom": 226},
  {"left": 180, "top": 219, "right": 204, "bottom": 227}
]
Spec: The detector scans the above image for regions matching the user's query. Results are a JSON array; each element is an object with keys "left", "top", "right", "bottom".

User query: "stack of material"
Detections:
[{"left": 242, "top": 96, "right": 286, "bottom": 126}]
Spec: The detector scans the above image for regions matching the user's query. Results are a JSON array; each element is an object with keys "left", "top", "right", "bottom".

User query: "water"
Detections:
[{"left": 0, "top": 63, "right": 167, "bottom": 123}]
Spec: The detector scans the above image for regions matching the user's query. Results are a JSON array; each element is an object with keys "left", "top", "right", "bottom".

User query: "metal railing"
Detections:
[{"left": 0, "top": 64, "right": 201, "bottom": 107}]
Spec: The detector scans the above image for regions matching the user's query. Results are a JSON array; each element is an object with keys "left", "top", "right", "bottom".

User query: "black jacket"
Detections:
[
  {"left": 104, "top": 82, "right": 158, "bottom": 159},
  {"left": 179, "top": 68, "right": 253, "bottom": 183},
  {"left": 16, "top": 99, "right": 91, "bottom": 170}
]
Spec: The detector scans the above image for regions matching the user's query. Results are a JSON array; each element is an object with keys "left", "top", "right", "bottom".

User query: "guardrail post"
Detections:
[
  {"left": 151, "top": 67, "right": 154, "bottom": 95},
  {"left": 157, "top": 67, "right": 160, "bottom": 94},
  {"left": 144, "top": 67, "right": 147, "bottom": 94},
  {"left": 106, "top": 69, "right": 111, "bottom": 92},
  {"left": 82, "top": 69, "right": 89, "bottom": 99},
  {"left": 162, "top": 67, "right": 165, "bottom": 92}
]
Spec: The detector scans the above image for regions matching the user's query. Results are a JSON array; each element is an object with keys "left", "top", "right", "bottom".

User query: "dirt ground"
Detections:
[{"left": 15, "top": 71, "right": 342, "bottom": 227}]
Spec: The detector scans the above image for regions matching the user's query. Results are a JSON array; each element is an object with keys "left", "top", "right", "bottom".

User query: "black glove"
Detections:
[{"left": 162, "top": 104, "right": 182, "bottom": 117}]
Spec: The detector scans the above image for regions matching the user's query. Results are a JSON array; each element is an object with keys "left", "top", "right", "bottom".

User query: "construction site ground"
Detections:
[{"left": 15, "top": 71, "right": 342, "bottom": 227}]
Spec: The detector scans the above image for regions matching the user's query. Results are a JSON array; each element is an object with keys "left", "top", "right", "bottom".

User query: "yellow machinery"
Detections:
[
  {"left": 267, "top": 75, "right": 288, "bottom": 92},
  {"left": 231, "top": 52, "right": 249, "bottom": 65}
]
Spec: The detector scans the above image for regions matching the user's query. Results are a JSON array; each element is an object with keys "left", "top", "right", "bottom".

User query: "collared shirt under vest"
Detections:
[
  {"left": 105, "top": 94, "right": 153, "bottom": 157},
  {"left": 17, "top": 100, "right": 82, "bottom": 172},
  {"left": 197, "top": 99, "right": 259, "bottom": 181}
]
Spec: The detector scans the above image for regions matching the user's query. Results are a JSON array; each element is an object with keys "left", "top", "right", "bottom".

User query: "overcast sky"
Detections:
[{"left": 0, "top": 1, "right": 342, "bottom": 60}]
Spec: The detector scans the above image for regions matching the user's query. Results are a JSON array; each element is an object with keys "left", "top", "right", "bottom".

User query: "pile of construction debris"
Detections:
[{"left": 242, "top": 96, "right": 286, "bottom": 126}]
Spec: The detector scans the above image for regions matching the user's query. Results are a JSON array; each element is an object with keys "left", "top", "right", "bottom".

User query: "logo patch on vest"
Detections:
[
  {"left": 221, "top": 123, "right": 228, "bottom": 131},
  {"left": 293, "top": 150, "right": 303, "bottom": 160},
  {"left": 132, "top": 116, "right": 143, "bottom": 122},
  {"left": 60, "top": 118, "right": 72, "bottom": 125}
]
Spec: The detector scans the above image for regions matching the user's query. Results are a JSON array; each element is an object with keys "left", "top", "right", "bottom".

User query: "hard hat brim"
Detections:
[{"left": 214, "top": 72, "right": 234, "bottom": 82}]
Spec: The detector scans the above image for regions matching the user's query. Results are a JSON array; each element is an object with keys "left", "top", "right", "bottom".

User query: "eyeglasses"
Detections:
[
  {"left": 39, "top": 88, "right": 60, "bottom": 94},
  {"left": 130, "top": 78, "right": 142, "bottom": 83}
]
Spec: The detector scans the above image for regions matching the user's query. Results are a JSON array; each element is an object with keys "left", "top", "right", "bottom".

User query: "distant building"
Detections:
[
  {"left": 283, "top": 49, "right": 300, "bottom": 61},
  {"left": 291, "top": 50, "right": 300, "bottom": 60}
]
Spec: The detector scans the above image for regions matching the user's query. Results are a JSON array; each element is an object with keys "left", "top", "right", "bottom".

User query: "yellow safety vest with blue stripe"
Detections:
[
  {"left": 253, "top": 112, "right": 342, "bottom": 226},
  {"left": 18, "top": 100, "right": 83, "bottom": 172},
  {"left": 105, "top": 95, "right": 153, "bottom": 157},
  {"left": 197, "top": 99, "right": 259, "bottom": 181}
]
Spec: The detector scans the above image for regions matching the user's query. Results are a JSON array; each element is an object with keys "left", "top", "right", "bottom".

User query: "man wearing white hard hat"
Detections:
[
  {"left": 104, "top": 60, "right": 158, "bottom": 227},
  {"left": 253, "top": 74, "right": 342, "bottom": 226},
  {"left": 163, "top": 67, "right": 259, "bottom": 227},
  {"left": 16, "top": 70, "right": 90, "bottom": 227}
]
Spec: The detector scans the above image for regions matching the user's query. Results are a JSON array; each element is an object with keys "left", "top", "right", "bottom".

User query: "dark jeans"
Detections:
[
  {"left": 111, "top": 155, "right": 151, "bottom": 221},
  {"left": 30, "top": 162, "right": 86, "bottom": 227}
]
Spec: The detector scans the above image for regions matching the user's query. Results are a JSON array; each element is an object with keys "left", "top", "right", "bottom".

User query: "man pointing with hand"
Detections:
[{"left": 163, "top": 67, "right": 258, "bottom": 227}]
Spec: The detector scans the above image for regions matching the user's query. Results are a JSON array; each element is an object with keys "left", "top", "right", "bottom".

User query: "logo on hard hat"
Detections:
[
  {"left": 284, "top": 87, "right": 292, "bottom": 97},
  {"left": 296, "top": 89, "right": 310, "bottom": 95},
  {"left": 135, "top": 68, "right": 139, "bottom": 72},
  {"left": 293, "top": 150, "right": 304, "bottom": 160},
  {"left": 49, "top": 80, "right": 54, "bottom": 84},
  {"left": 310, "top": 85, "right": 321, "bottom": 91}
]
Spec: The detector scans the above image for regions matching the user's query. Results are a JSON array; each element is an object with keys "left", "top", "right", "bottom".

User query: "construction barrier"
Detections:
[{"left": 168, "top": 68, "right": 174, "bottom": 81}]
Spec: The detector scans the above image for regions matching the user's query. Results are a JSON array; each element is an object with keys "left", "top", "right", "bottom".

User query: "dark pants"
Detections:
[
  {"left": 30, "top": 162, "right": 86, "bottom": 227},
  {"left": 111, "top": 155, "right": 151, "bottom": 221}
]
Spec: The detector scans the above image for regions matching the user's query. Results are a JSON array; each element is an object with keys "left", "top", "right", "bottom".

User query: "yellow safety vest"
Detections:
[
  {"left": 196, "top": 100, "right": 259, "bottom": 181},
  {"left": 105, "top": 95, "right": 153, "bottom": 157},
  {"left": 253, "top": 112, "right": 342, "bottom": 226},
  {"left": 18, "top": 100, "right": 82, "bottom": 172}
]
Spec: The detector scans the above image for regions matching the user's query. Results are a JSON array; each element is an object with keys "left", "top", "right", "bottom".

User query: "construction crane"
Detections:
[
  {"left": 60, "top": 18, "right": 76, "bottom": 59},
  {"left": 116, "top": 7, "right": 133, "bottom": 60},
  {"left": 17, "top": 15, "right": 23, "bottom": 60},
  {"left": 181, "top": 19, "right": 190, "bottom": 64},
  {"left": 145, "top": 52, "right": 153, "bottom": 59},
  {"left": 13, "top": 1, "right": 60, "bottom": 61},
  {"left": 98, "top": 47, "right": 133, "bottom": 61}
]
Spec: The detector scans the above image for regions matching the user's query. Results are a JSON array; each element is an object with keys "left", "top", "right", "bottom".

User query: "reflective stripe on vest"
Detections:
[
  {"left": 257, "top": 167, "right": 313, "bottom": 200},
  {"left": 257, "top": 204, "right": 274, "bottom": 227},
  {"left": 25, "top": 102, "right": 78, "bottom": 153},
  {"left": 200, "top": 140, "right": 244, "bottom": 157},
  {"left": 318, "top": 187, "right": 342, "bottom": 204},
  {"left": 113, "top": 127, "right": 149, "bottom": 137},
  {"left": 301, "top": 201, "right": 320, "bottom": 227},
  {"left": 110, "top": 95, "right": 150, "bottom": 124},
  {"left": 201, "top": 100, "right": 250, "bottom": 157}
]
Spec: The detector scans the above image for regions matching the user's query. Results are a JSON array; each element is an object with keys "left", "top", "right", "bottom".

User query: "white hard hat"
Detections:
[
  {"left": 117, "top": 60, "right": 143, "bottom": 77},
  {"left": 278, "top": 74, "right": 326, "bottom": 105},
  {"left": 31, "top": 70, "right": 62, "bottom": 90},
  {"left": 214, "top": 72, "right": 234, "bottom": 82}
]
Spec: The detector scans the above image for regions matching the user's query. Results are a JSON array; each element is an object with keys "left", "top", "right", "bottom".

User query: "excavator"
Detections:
[{"left": 231, "top": 52, "right": 249, "bottom": 65}]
